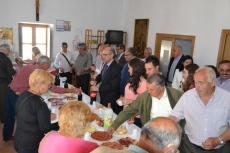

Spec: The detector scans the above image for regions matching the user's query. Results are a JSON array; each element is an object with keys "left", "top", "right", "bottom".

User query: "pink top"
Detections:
[
  {"left": 39, "top": 131, "right": 98, "bottom": 153},
  {"left": 10, "top": 64, "right": 65, "bottom": 94},
  {"left": 124, "top": 79, "right": 147, "bottom": 106}
]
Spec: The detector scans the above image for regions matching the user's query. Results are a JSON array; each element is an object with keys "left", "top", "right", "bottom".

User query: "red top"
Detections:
[{"left": 10, "top": 64, "right": 65, "bottom": 94}]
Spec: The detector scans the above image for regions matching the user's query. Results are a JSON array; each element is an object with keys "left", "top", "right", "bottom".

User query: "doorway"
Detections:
[
  {"left": 154, "top": 33, "right": 195, "bottom": 76},
  {"left": 217, "top": 29, "right": 230, "bottom": 65}
]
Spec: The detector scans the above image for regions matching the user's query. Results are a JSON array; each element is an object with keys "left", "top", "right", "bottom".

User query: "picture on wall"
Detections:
[
  {"left": 56, "top": 20, "right": 71, "bottom": 32},
  {"left": 133, "top": 19, "right": 149, "bottom": 58}
]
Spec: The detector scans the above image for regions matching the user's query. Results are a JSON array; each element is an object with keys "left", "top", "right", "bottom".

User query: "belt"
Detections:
[{"left": 193, "top": 143, "right": 217, "bottom": 152}]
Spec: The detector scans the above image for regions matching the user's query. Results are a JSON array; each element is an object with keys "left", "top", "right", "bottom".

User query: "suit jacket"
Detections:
[
  {"left": 120, "top": 63, "right": 130, "bottom": 96},
  {"left": 118, "top": 53, "right": 126, "bottom": 69},
  {"left": 111, "top": 87, "right": 183, "bottom": 129},
  {"left": 96, "top": 60, "right": 121, "bottom": 114},
  {"left": 166, "top": 55, "right": 184, "bottom": 82}
]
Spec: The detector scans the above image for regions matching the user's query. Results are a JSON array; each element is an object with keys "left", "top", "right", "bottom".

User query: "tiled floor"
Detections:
[{"left": 0, "top": 123, "right": 16, "bottom": 153}]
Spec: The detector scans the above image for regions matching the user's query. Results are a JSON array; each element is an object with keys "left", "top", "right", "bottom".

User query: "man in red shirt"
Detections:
[{"left": 3, "top": 55, "right": 81, "bottom": 142}]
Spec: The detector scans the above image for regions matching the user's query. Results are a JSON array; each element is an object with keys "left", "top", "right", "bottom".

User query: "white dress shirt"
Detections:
[
  {"left": 54, "top": 51, "right": 74, "bottom": 73},
  {"left": 150, "top": 87, "right": 172, "bottom": 119}
]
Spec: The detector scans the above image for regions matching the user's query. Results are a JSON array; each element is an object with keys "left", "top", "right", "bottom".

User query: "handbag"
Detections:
[{"left": 60, "top": 53, "right": 76, "bottom": 74}]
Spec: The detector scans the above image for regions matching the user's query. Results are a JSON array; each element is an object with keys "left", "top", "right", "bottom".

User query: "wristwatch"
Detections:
[{"left": 218, "top": 137, "right": 224, "bottom": 145}]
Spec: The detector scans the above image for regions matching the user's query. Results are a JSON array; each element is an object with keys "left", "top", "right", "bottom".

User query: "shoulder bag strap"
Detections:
[{"left": 60, "top": 53, "right": 71, "bottom": 66}]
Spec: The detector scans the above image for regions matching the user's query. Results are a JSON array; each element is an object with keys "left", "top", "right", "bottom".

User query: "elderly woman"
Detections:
[
  {"left": 14, "top": 69, "right": 56, "bottom": 153},
  {"left": 24, "top": 46, "right": 42, "bottom": 64},
  {"left": 39, "top": 101, "right": 98, "bottom": 153}
]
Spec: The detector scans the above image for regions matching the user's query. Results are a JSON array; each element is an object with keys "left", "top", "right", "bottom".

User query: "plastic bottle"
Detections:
[
  {"left": 90, "top": 91, "right": 97, "bottom": 105},
  {"left": 104, "top": 103, "right": 113, "bottom": 127}
]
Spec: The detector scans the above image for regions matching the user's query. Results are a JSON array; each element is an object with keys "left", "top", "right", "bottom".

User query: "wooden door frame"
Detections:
[
  {"left": 216, "top": 29, "right": 230, "bottom": 66},
  {"left": 154, "top": 33, "right": 196, "bottom": 59}
]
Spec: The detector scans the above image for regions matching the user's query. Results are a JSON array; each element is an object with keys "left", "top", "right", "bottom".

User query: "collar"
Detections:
[
  {"left": 128, "top": 145, "right": 148, "bottom": 153},
  {"left": 217, "top": 77, "right": 230, "bottom": 84},
  {"left": 106, "top": 59, "right": 113, "bottom": 67},
  {"left": 175, "top": 54, "right": 182, "bottom": 61},
  {"left": 151, "top": 87, "right": 168, "bottom": 100}
]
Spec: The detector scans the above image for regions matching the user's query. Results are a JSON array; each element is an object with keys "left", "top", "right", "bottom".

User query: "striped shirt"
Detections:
[{"left": 171, "top": 87, "right": 230, "bottom": 148}]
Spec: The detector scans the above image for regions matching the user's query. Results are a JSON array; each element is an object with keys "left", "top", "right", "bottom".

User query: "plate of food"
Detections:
[
  {"left": 101, "top": 141, "right": 124, "bottom": 150},
  {"left": 117, "top": 137, "right": 138, "bottom": 147},
  {"left": 91, "top": 131, "right": 112, "bottom": 141},
  {"left": 90, "top": 112, "right": 102, "bottom": 122},
  {"left": 114, "top": 125, "right": 128, "bottom": 135}
]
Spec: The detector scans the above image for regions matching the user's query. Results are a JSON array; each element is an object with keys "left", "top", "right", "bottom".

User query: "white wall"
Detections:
[
  {"left": 0, "top": 0, "right": 124, "bottom": 59},
  {"left": 122, "top": 0, "right": 230, "bottom": 66},
  {"left": 1, "top": 0, "right": 230, "bottom": 66}
]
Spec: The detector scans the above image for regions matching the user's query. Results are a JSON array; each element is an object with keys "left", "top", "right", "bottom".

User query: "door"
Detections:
[
  {"left": 154, "top": 33, "right": 195, "bottom": 76},
  {"left": 217, "top": 30, "right": 230, "bottom": 65}
]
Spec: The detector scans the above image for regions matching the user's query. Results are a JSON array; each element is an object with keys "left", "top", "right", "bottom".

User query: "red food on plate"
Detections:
[{"left": 91, "top": 131, "right": 112, "bottom": 141}]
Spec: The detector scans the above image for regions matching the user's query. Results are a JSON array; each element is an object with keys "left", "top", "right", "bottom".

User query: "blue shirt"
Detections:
[
  {"left": 128, "top": 145, "right": 148, "bottom": 153},
  {"left": 216, "top": 77, "right": 230, "bottom": 92}
]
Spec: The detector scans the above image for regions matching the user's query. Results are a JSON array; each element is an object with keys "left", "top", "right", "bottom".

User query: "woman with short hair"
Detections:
[
  {"left": 39, "top": 101, "right": 98, "bottom": 153},
  {"left": 14, "top": 69, "right": 56, "bottom": 153}
]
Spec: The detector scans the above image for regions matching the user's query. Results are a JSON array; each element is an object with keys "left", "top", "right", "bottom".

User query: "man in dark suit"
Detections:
[
  {"left": 115, "top": 44, "right": 126, "bottom": 69},
  {"left": 166, "top": 45, "right": 184, "bottom": 84},
  {"left": 90, "top": 47, "right": 121, "bottom": 114},
  {"left": 120, "top": 47, "right": 137, "bottom": 96}
]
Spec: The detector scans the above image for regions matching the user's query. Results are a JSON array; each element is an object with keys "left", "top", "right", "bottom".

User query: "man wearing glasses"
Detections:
[
  {"left": 120, "top": 47, "right": 137, "bottom": 96},
  {"left": 90, "top": 47, "right": 121, "bottom": 114}
]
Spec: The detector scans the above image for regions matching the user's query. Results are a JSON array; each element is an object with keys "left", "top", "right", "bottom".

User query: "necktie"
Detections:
[
  {"left": 168, "top": 59, "right": 177, "bottom": 82},
  {"left": 102, "top": 64, "right": 108, "bottom": 79}
]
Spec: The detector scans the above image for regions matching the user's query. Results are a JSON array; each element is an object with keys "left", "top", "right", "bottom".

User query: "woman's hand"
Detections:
[{"left": 50, "top": 113, "right": 56, "bottom": 121}]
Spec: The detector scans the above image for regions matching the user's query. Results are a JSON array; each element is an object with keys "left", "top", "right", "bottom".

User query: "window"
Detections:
[{"left": 19, "top": 23, "right": 51, "bottom": 59}]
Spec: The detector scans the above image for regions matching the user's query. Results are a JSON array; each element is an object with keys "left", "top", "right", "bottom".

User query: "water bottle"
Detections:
[{"left": 104, "top": 103, "right": 113, "bottom": 128}]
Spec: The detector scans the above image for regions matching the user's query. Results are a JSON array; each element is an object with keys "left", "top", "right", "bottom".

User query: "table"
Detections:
[{"left": 41, "top": 92, "right": 141, "bottom": 144}]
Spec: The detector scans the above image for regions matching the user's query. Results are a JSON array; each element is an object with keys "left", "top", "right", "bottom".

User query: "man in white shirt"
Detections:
[
  {"left": 142, "top": 47, "right": 152, "bottom": 62},
  {"left": 216, "top": 60, "right": 230, "bottom": 92},
  {"left": 91, "top": 44, "right": 105, "bottom": 75},
  {"left": 115, "top": 44, "right": 126, "bottom": 69},
  {"left": 54, "top": 42, "right": 75, "bottom": 84}
]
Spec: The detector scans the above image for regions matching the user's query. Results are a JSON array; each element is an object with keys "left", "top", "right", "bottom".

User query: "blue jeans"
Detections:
[
  {"left": 2, "top": 88, "right": 19, "bottom": 141},
  {"left": 14, "top": 143, "right": 38, "bottom": 153}
]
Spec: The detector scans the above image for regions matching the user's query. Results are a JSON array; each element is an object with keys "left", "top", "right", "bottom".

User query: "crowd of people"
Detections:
[{"left": 0, "top": 42, "right": 230, "bottom": 153}]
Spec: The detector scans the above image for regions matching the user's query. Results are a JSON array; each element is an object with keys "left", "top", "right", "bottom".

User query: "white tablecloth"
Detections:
[{"left": 42, "top": 92, "right": 141, "bottom": 144}]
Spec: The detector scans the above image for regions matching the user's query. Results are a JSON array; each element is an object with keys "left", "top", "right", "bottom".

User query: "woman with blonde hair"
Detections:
[
  {"left": 14, "top": 69, "right": 56, "bottom": 153},
  {"left": 24, "top": 46, "right": 42, "bottom": 64},
  {"left": 39, "top": 101, "right": 98, "bottom": 153}
]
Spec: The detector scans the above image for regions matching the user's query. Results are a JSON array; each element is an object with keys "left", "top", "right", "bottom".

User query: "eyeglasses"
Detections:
[
  {"left": 124, "top": 54, "right": 131, "bottom": 56},
  {"left": 102, "top": 53, "right": 112, "bottom": 56}
]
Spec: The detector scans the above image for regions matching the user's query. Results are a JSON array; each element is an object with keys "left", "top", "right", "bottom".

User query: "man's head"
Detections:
[
  {"left": 124, "top": 47, "right": 137, "bottom": 62},
  {"left": 145, "top": 55, "right": 160, "bottom": 77},
  {"left": 194, "top": 67, "right": 216, "bottom": 96},
  {"left": 144, "top": 47, "right": 152, "bottom": 59},
  {"left": 171, "top": 45, "right": 183, "bottom": 58},
  {"left": 146, "top": 74, "right": 166, "bottom": 99},
  {"left": 218, "top": 60, "right": 230, "bottom": 82},
  {"left": 61, "top": 42, "right": 68, "bottom": 53},
  {"left": 97, "top": 44, "right": 105, "bottom": 57},
  {"left": 0, "top": 43, "right": 11, "bottom": 56},
  {"left": 139, "top": 117, "right": 182, "bottom": 153},
  {"left": 15, "top": 57, "right": 23, "bottom": 67},
  {"left": 101, "top": 47, "right": 115, "bottom": 64},
  {"left": 37, "top": 55, "right": 51, "bottom": 71},
  {"left": 77, "top": 43, "right": 87, "bottom": 55},
  {"left": 116, "top": 44, "right": 125, "bottom": 55},
  {"left": 104, "top": 41, "right": 110, "bottom": 47}
]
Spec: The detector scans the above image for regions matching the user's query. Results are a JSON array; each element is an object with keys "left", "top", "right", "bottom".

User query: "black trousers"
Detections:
[
  {"left": 182, "top": 134, "right": 230, "bottom": 153},
  {"left": 59, "top": 72, "right": 72, "bottom": 84},
  {"left": 76, "top": 73, "right": 90, "bottom": 95},
  {"left": 0, "top": 83, "right": 8, "bottom": 123}
]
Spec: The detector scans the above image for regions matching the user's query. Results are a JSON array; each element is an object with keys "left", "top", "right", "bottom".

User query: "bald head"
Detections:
[{"left": 139, "top": 117, "right": 182, "bottom": 153}]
